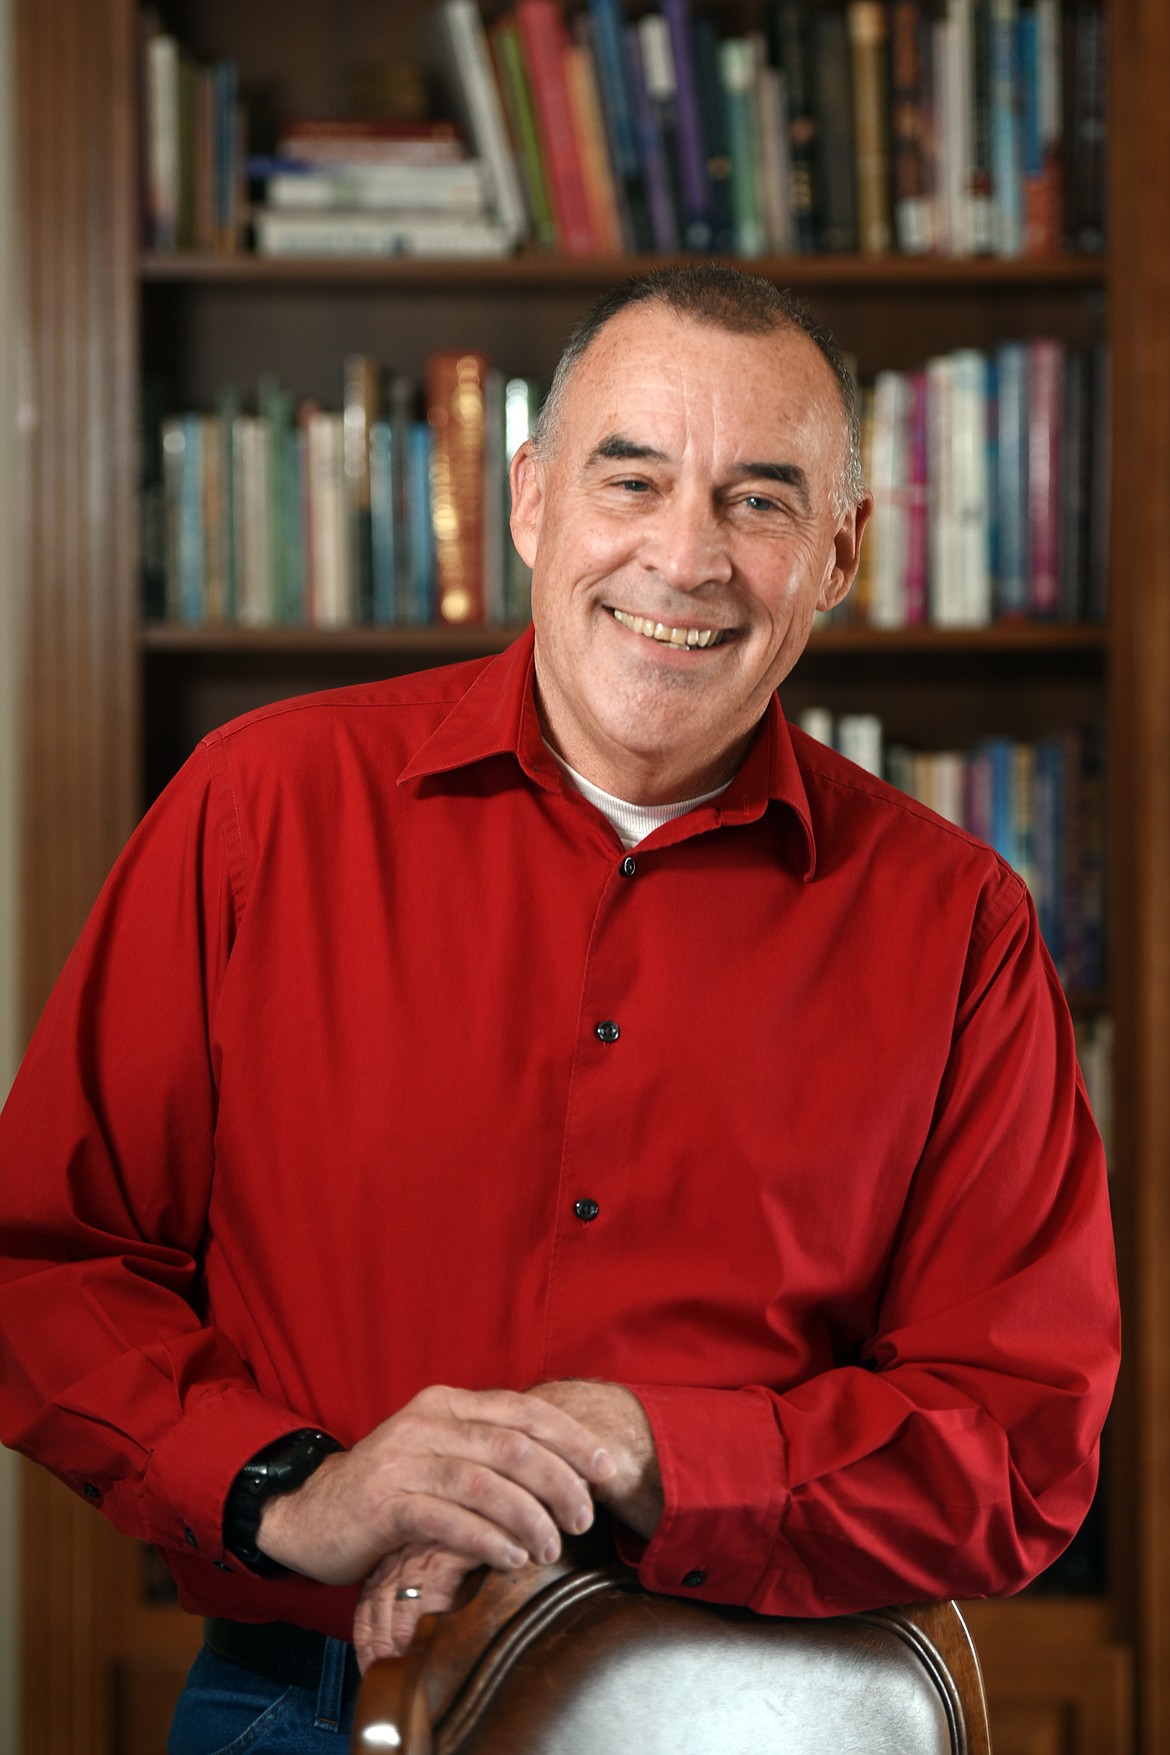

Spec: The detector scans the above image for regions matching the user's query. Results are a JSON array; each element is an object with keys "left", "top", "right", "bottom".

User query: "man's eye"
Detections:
[
  {"left": 616, "top": 477, "right": 650, "bottom": 492},
  {"left": 742, "top": 493, "right": 779, "bottom": 512}
]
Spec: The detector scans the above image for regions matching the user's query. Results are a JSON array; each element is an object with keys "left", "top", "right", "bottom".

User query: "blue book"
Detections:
[
  {"left": 587, "top": 0, "right": 652, "bottom": 251},
  {"left": 178, "top": 413, "right": 205, "bottom": 625},
  {"left": 370, "top": 421, "right": 399, "bottom": 625},
  {"left": 625, "top": 24, "right": 679, "bottom": 252},
  {"left": 406, "top": 421, "right": 435, "bottom": 625},
  {"left": 662, "top": 0, "right": 713, "bottom": 249},
  {"left": 994, "top": 342, "right": 1028, "bottom": 614},
  {"left": 982, "top": 735, "right": 1016, "bottom": 866},
  {"left": 989, "top": 0, "right": 1022, "bottom": 255}
]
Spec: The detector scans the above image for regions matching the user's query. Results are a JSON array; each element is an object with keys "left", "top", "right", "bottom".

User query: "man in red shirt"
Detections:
[{"left": 0, "top": 268, "right": 1118, "bottom": 1747}]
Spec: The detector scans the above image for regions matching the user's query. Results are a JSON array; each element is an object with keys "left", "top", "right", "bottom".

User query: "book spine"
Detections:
[
  {"left": 588, "top": 0, "right": 653, "bottom": 251},
  {"left": 565, "top": 29, "right": 625, "bottom": 254},
  {"left": 1033, "top": 734, "right": 1065, "bottom": 969},
  {"left": 482, "top": 368, "right": 506, "bottom": 626},
  {"left": 306, "top": 412, "right": 348, "bottom": 628},
  {"left": 1058, "top": 347, "right": 1088, "bottom": 620},
  {"left": 637, "top": 16, "right": 688, "bottom": 247},
  {"left": 969, "top": 0, "right": 994, "bottom": 251},
  {"left": 756, "top": 65, "right": 795, "bottom": 255},
  {"left": 517, "top": 0, "right": 597, "bottom": 254},
  {"left": 891, "top": 1, "right": 932, "bottom": 253},
  {"left": 427, "top": 350, "right": 488, "bottom": 625},
  {"left": 442, "top": 0, "right": 529, "bottom": 242},
  {"left": 813, "top": 3, "right": 859, "bottom": 253},
  {"left": 904, "top": 370, "right": 930, "bottom": 623},
  {"left": 927, "top": 354, "right": 958, "bottom": 623},
  {"left": 147, "top": 35, "right": 180, "bottom": 250},
  {"left": 693, "top": 16, "right": 737, "bottom": 252},
  {"left": 1026, "top": 337, "right": 1062, "bottom": 615},
  {"left": 989, "top": 0, "right": 1022, "bottom": 254},
  {"left": 773, "top": 0, "right": 819, "bottom": 251},
  {"left": 407, "top": 422, "right": 436, "bottom": 624},
  {"left": 849, "top": 1, "right": 894, "bottom": 255},
  {"left": 720, "top": 37, "right": 765, "bottom": 258},
  {"left": 1070, "top": 0, "right": 1106, "bottom": 253},
  {"left": 179, "top": 413, "right": 204, "bottom": 624},
  {"left": 369, "top": 421, "right": 399, "bottom": 626},
  {"left": 491, "top": 19, "right": 559, "bottom": 250},
  {"left": 993, "top": 340, "right": 1029, "bottom": 615},
  {"left": 1077, "top": 721, "right": 1107, "bottom": 991},
  {"left": 951, "top": 347, "right": 992, "bottom": 625},
  {"left": 870, "top": 369, "right": 910, "bottom": 626},
  {"left": 1018, "top": 0, "right": 1047, "bottom": 256},
  {"left": 1036, "top": 0, "right": 1062, "bottom": 253},
  {"left": 1086, "top": 340, "right": 1110, "bottom": 622},
  {"left": 343, "top": 355, "right": 380, "bottom": 625},
  {"left": 201, "top": 414, "right": 225, "bottom": 623},
  {"left": 943, "top": 0, "right": 973, "bottom": 255},
  {"left": 662, "top": 0, "right": 714, "bottom": 249}
]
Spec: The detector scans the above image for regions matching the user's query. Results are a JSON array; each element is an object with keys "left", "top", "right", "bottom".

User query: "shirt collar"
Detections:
[{"left": 399, "top": 624, "right": 817, "bottom": 879}]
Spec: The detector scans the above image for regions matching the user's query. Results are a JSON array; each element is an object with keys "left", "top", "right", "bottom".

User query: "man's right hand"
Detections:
[{"left": 255, "top": 1384, "right": 616, "bottom": 1586}]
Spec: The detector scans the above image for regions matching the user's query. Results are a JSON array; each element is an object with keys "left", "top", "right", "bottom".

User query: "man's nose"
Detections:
[{"left": 640, "top": 492, "right": 733, "bottom": 591}]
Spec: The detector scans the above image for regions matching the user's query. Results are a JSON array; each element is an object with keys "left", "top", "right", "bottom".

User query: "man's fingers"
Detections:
[
  {"left": 353, "top": 1544, "right": 482, "bottom": 1675},
  {"left": 415, "top": 1385, "right": 617, "bottom": 1483}
]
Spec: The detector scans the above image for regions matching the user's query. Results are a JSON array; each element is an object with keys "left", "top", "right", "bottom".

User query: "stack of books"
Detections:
[
  {"left": 832, "top": 338, "right": 1109, "bottom": 628},
  {"left": 140, "top": 358, "right": 541, "bottom": 632},
  {"left": 251, "top": 118, "right": 517, "bottom": 258},
  {"left": 799, "top": 709, "right": 1107, "bottom": 993},
  {"left": 140, "top": 12, "right": 247, "bottom": 251},
  {"left": 140, "top": 0, "right": 1107, "bottom": 262}
]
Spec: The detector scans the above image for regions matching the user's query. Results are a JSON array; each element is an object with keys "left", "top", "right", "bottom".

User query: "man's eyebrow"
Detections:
[
  {"left": 730, "top": 461, "right": 811, "bottom": 513},
  {"left": 586, "top": 434, "right": 670, "bottom": 466}
]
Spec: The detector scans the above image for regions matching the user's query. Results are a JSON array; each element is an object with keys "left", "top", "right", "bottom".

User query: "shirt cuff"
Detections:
[
  {"left": 616, "top": 1383, "right": 789, "bottom": 1607},
  {"left": 119, "top": 1384, "right": 339, "bottom": 1562}
]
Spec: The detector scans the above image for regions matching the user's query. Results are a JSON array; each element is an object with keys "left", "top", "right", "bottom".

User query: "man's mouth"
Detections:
[{"left": 610, "top": 607, "right": 728, "bottom": 649}]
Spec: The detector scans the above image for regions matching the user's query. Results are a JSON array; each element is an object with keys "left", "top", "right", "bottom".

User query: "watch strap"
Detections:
[{"left": 222, "top": 1427, "right": 343, "bottom": 1577}]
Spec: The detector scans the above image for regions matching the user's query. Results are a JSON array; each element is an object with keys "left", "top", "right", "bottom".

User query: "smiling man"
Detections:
[{"left": 0, "top": 268, "right": 1118, "bottom": 1753}]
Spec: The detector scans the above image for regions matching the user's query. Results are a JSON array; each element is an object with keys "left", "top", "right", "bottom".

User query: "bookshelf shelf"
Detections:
[{"left": 139, "top": 248, "right": 1109, "bottom": 292}]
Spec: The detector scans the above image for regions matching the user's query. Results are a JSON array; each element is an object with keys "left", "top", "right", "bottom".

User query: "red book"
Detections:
[
  {"left": 1027, "top": 339, "right": 1063, "bottom": 616},
  {"left": 427, "top": 351, "right": 489, "bottom": 625},
  {"left": 515, "top": 0, "right": 596, "bottom": 254}
]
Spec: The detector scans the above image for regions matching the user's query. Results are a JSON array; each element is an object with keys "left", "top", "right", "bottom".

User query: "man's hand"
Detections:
[
  {"left": 529, "top": 1380, "right": 663, "bottom": 1539},
  {"left": 256, "top": 1384, "right": 616, "bottom": 1585},
  {"left": 352, "top": 1542, "right": 485, "bottom": 1673}
]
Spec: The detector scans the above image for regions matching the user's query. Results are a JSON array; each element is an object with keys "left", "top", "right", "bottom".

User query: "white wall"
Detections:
[{"left": 0, "top": 0, "right": 23, "bottom": 1739}]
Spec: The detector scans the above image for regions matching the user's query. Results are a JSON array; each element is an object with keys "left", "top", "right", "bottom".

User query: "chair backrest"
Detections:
[{"left": 352, "top": 1542, "right": 991, "bottom": 1755}]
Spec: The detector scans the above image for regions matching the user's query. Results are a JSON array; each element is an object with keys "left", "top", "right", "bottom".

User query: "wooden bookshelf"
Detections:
[{"left": 13, "top": 0, "right": 1170, "bottom": 1751}]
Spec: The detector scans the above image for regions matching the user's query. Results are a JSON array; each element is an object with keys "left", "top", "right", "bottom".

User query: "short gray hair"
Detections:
[{"left": 531, "top": 265, "right": 865, "bottom": 514}]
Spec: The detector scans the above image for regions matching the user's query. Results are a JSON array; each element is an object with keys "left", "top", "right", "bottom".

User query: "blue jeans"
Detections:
[{"left": 167, "top": 1641, "right": 357, "bottom": 1754}]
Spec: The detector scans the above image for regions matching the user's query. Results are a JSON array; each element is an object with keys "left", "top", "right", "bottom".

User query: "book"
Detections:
[
  {"left": 812, "top": 2, "right": 859, "bottom": 252},
  {"left": 147, "top": 33, "right": 180, "bottom": 250},
  {"left": 369, "top": 421, "right": 399, "bottom": 625},
  {"left": 516, "top": 0, "right": 596, "bottom": 254},
  {"left": 626, "top": 22, "right": 680, "bottom": 253},
  {"left": 891, "top": 1, "right": 933, "bottom": 253},
  {"left": 587, "top": 0, "right": 653, "bottom": 251},
  {"left": 406, "top": 421, "right": 437, "bottom": 624},
  {"left": 491, "top": 14, "right": 559, "bottom": 249},
  {"left": 993, "top": 340, "right": 1029, "bottom": 615},
  {"left": 482, "top": 368, "right": 507, "bottom": 625},
  {"left": 252, "top": 209, "right": 514, "bottom": 256},
  {"left": 343, "top": 355, "right": 380, "bottom": 625},
  {"left": 565, "top": 36, "right": 624, "bottom": 254},
  {"left": 720, "top": 37, "right": 765, "bottom": 258},
  {"left": 638, "top": 14, "right": 687, "bottom": 249},
  {"left": 305, "top": 411, "right": 349, "bottom": 627},
  {"left": 693, "top": 15, "right": 737, "bottom": 253},
  {"left": 951, "top": 347, "right": 992, "bottom": 624},
  {"left": 969, "top": 0, "right": 994, "bottom": 251},
  {"left": 990, "top": 0, "right": 1022, "bottom": 254},
  {"left": 756, "top": 64, "right": 795, "bottom": 255},
  {"left": 263, "top": 161, "right": 488, "bottom": 212},
  {"left": 904, "top": 370, "right": 930, "bottom": 624},
  {"left": 1086, "top": 341, "right": 1110, "bottom": 622},
  {"left": 1026, "top": 337, "right": 1062, "bottom": 615},
  {"left": 430, "top": 0, "right": 530, "bottom": 243},
  {"left": 849, "top": 1, "right": 894, "bottom": 255},
  {"left": 1058, "top": 346, "right": 1090, "bottom": 620},
  {"left": 869, "top": 370, "right": 911, "bottom": 626},
  {"left": 232, "top": 414, "right": 273, "bottom": 626},
  {"left": 662, "top": 0, "right": 715, "bottom": 250},
  {"left": 771, "top": 0, "right": 819, "bottom": 251},
  {"left": 427, "top": 351, "right": 488, "bottom": 624}
]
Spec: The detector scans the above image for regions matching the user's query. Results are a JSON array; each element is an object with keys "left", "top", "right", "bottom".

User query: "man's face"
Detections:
[{"left": 510, "top": 304, "right": 869, "bottom": 803}]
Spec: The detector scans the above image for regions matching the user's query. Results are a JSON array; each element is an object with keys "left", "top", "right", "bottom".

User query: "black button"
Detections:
[
  {"left": 214, "top": 1560, "right": 235, "bottom": 1572},
  {"left": 620, "top": 855, "right": 637, "bottom": 878},
  {"left": 595, "top": 1020, "right": 620, "bottom": 1044},
  {"left": 574, "top": 1198, "right": 600, "bottom": 1223},
  {"left": 682, "top": 1569, "right": 706, "bottom": 1588},
  {"left": 184, "top": 1527, "right": 199, "bottom": 1549},
  {"left": 82, "top": 1483, "right": 99, "bottom": 1500}
]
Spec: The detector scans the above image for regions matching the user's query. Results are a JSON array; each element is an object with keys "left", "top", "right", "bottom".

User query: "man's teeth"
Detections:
[{"left": 611, "top": 608, "right": 725, "bottom": 648}]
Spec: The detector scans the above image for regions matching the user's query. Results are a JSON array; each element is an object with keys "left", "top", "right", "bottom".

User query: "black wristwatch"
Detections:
[{"left": 222, "top": 1428, "right": 343, "bottom": 1576}]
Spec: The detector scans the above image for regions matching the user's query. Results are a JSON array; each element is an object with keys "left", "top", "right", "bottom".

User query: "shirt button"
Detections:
[
  {"left": 184, "top": 1527, "right": 199, "bottom": 1549},
  {"left": 682, "top": 1568, "right": 706, "bottom": 1588},
  {"left": 82, "top": 1483, "right": 100, "bottom": 1500},
  {"left": 620, "top": 855, "right": 637, "bottom": 878},
  {"left": 574, "top": 1198, "right": 600, "bottom": 1223},
  {"left": 595, "top": 1020, "right": 620, "bottom": 1044},
  {"left": 214, "top": 1560, "right": 235, "bottom": 1572}
]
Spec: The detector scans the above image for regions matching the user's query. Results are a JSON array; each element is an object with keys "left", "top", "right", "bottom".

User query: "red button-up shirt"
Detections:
[{"left": 0, "top": 628, "right": 1118, "bottom": 1638}]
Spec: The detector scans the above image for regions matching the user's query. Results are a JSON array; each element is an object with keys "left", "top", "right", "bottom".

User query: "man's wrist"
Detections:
[{"left": 222, "top": 1428, "right": 343, "bottom": 1576}]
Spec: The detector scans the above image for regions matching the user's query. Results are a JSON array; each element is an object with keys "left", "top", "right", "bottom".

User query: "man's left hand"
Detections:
[{"left": 351, "top": 1380, "right": 662, "bottom": 1669}]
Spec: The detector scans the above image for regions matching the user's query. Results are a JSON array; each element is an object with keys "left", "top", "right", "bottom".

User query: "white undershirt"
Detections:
[{"left": 547, "top": 746, "right": 733, "bottom": 849}]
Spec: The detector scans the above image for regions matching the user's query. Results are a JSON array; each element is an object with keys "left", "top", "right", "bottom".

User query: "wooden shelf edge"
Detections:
[
  {"left": 138, "top": 248, "right": 1109, "bottom": 291},
  {"left": 138, "top": 620, "right": 1109, "bottom": 656}
]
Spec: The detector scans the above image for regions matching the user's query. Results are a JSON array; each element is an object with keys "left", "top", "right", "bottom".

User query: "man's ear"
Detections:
[
  {"left": 509, "top": 441, "right": 544, "bottom": 570},
  {"left": 817, "top": 492, "right": 873, "bottom": 614}
]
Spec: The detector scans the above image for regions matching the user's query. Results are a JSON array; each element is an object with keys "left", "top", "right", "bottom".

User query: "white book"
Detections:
[
  {"left": 837, "top": 714, "right": 884, "bottom": 778},
  {"left": 306, "top": 413, "right": 349, "bottom": 627},
  {"left": 232, "top": 417, "right": 272, "bottom": 627},
  {"left": 950, "top": 349, "right": 992, "bottom": 625},
  {"left": 798, "top": 707, "right": 836, "bottom": 750},
  {"left": 147, "top": 34, "right": 180, "bottom": 250},
  {"left": 434, "top": 0, "right": 529, "bottom": 243},
  {"left": 933, "top": 751, "right": 967, "bottom": 827},
  {"left": 756, "top": 66, "right": 794, "bottom": 254},
  {"left": 945, "top": 0, "right": 975, "bottom": 254},
  {"left": 869, "top": 370, "right": 911, "bottom": 627},
  {"left": 253, "top": 208, "right": 514, "bottom": 258},
  {"left": 927, "top": 354, "right": 960, "bottom": 623},
  {"left": 265, "top": 161, "right": 488, "bottom": 214}
]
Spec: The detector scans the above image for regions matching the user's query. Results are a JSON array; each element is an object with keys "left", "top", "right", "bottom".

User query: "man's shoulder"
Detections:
[
  {"left": 201, "top": 653, "right": 493, "bottom": 770},
  {"left": 789, "top": 724, "right": 1027, "bottom": 920}
]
